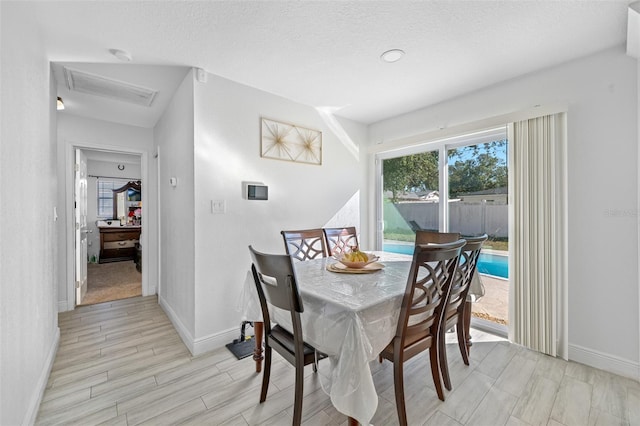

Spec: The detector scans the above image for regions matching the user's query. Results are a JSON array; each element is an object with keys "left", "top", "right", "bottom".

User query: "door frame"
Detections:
[
  {"left": 74, "top": 149, "right": 89, "bottom": 304},
  {"left": 64, "top": 140, "right": 150, "bottom": 310}
]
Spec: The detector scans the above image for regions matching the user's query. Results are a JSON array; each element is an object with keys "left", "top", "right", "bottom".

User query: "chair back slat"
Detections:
[
  {"left": 323, "top": 227, "right": 358, "bottom": 256},
  {"left": 249, "top": 245, "right": 303, "bottom": 313},
  {"left": 281, "top": 229, "right": 327, "bottom": 261},
  {"left": 395, "top": 240, "right": 465, "bottom": 342},
  {"left": 444, "top": 234, "right": 488, "bottom": 322}
]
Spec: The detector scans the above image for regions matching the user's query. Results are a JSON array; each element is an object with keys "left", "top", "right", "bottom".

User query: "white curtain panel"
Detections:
[{"left": 508, "top": 113, "right": 568, "bottom": 358}]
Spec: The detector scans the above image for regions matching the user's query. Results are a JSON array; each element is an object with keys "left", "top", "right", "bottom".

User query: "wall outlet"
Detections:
[{"left": 211, "top": 200, "right": 226, "bottom": 214}]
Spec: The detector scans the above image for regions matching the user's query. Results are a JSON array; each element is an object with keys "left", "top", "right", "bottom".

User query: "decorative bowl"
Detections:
[{"left": 335, "top": 252, "right": 379, "bottom": 269}]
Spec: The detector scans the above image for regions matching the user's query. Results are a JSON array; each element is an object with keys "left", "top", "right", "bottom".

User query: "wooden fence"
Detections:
[{"left": 384, "top": 201, "right": 508, "bottom": 238}]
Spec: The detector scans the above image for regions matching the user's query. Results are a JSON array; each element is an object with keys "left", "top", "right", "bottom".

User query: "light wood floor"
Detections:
[{"left": 37, "top": 296, "right": 640, "bottom": 426}]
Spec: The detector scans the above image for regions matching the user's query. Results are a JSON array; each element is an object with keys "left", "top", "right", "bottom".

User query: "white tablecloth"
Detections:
[{"left": 239, "top": 252, "right": 412, "bottom": 425}]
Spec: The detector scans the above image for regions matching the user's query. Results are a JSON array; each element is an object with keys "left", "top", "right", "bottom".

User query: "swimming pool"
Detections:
[{"left": 383, "top": 242, "right": 509, "bottom": 279}]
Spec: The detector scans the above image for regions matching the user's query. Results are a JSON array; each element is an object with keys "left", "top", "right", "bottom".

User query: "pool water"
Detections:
[{"left": 383, "top": 242, "right": 509, "bottom": 279}]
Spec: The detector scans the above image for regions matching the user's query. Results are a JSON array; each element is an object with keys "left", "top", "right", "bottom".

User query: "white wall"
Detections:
[
  {"left": 154, "top": 70, "right": 197, "bottom": 343},
  {"left": 190, "top": 73, "right": 367, "bottom": 352},
  {"left": 86, "top": 159, "right": 142, "bottom": 261},
  {"left": 57, "top": 115, "right": 156, "bottom": 310},
  {"left": 0, "top": 3, "right": 59, "bottom": 424},
  {"left": 369, "top": 47, "right": 639, "bottom": 377}
]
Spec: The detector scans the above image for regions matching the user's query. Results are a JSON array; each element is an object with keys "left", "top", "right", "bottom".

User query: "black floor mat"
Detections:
[{"left": 226, "top": 338, "right": 255, "bottom": 360}]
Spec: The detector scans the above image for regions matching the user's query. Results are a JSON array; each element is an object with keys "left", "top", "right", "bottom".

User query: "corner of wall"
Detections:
[
  {"left": 23, "top": 327, "right": 60, "bottom": 425},
  {"left": 158, "top": 295, "right": 196, "bottom": 355}
]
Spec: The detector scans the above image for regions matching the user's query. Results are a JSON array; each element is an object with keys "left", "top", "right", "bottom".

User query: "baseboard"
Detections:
[
  {"left": 471, "top": 317, "right": 508, "bottom": 338},
  {"left": 158, "top": 295, "right": 196, "bottom": 355},
  {"left": 25, "top": 326, "right": 60, "bottom": 425},
  {"left": 193, "top": 326, "right": 242, "bottom": 356},
  {"left": 569, "top": 343, "right": 640, "bottom": 380},
  {"left": 57, "top": 299, "right": 69, "bottom": 312},
  {"left": 158, "top": 295, "right": 248, "bottom": 357}
]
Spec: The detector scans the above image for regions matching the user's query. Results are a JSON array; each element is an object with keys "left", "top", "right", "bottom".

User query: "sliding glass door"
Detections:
[{"left": 378, "top": 127, "right": 509, "bottom": 327}]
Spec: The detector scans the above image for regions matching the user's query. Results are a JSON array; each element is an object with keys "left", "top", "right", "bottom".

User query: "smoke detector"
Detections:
[{"left": 109, "top": 48, "right": 133, "bottom": 62}]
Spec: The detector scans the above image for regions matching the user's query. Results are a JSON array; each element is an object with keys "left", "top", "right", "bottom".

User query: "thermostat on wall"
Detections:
[{"left": 243, "top": 182, "right": 268, "bottom": 200}]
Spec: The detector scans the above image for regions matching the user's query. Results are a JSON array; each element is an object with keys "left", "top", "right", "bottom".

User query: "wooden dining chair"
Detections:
[
  {"left": 248, "top": 245, "right": 326, "bottom": 426},
  {"left": 438, "top": 234, "right": 487, "bottom": 391},
  {"left": 415, "top": 230, "right": 487, "bottom": 359},
  {"left": 281, "top": 228, "right": 328, "bottom": 261},
  {"left": 379, "top": 239, "right": 465, "bottom": 426},
  {"left": 322, "top": 226, "right": 358, "bottom": 256}
]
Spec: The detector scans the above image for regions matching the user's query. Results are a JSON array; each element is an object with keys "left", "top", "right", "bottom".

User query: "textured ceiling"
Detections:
[{"left": 19, "top": 1, "right": 632, "bottom": 126}]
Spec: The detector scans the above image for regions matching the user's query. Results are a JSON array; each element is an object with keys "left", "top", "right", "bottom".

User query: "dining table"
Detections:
[{"left": 239, "top": 251, "right": 413, "bottom": 426}]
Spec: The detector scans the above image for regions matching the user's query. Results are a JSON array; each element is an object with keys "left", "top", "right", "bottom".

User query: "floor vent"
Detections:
[{"left": 64, "top": 67, "right": 157, "bottom": 107}]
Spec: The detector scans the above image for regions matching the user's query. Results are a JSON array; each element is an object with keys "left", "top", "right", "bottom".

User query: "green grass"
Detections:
[
  {"left": 384, "top": 232, "right": 415, "bottom": 242},
  {"left": 483, "top": 240, "right": 508, "bottom": 251}
]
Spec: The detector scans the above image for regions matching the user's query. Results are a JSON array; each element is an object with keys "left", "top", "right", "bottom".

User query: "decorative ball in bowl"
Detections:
[{"left": 336, "top": 250, "right": 379, "bottom": 269}]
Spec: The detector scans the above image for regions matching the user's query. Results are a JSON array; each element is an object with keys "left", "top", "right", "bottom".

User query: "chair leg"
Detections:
[
  {"left": 438, "top": 328, "right": 452, "bottom": 391},
  {"left": 429, "top": 344, "right": 445, "bottom": 401},
  {"left": 457, "top": 318, "right": 469, "bottom": 365},
  {"left": 293, "top": 357, "right": 305, "bottom": 426},
  {"left": 393, "top": 357, "right": 408, "bottom": 426},
  {"left": 464, "top": 301, "right": 472, "bottom": 353},
  {"left": 259, "top": 346, "right": 272, "bottom": 403}
]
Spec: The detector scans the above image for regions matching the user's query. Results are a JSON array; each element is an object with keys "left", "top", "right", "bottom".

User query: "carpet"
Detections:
[{"left": 81, "top": 261, "right": 142, "bottom": 306}]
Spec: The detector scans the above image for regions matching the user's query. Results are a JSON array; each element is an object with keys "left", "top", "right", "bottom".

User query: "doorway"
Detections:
[{"left": 73, "top": 148, "right": 144, "bottom": 306}]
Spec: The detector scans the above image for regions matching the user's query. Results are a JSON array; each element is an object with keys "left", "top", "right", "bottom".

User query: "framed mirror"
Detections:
[{"left": 113, "top": 181, "right": 141, "bottom": 223}]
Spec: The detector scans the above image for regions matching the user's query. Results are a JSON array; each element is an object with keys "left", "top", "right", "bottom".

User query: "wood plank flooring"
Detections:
[{"left": 37, "top": 296, "right": 640, "bottom": 425}]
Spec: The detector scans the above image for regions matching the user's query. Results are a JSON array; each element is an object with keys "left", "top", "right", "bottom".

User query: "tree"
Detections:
[
  {"left": 448, "top": 141, "right": 507, "bottom": 196},
  {"left": 382, "top": 140, "right": 507, "bottom": 202},
  {"left": 382, "top": 151, "right": 439, "bottom": 202}
]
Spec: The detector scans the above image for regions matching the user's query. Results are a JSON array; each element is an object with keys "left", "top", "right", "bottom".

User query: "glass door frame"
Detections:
[{"left": 374, "top": 126, "right": 508, "bottom": 249}]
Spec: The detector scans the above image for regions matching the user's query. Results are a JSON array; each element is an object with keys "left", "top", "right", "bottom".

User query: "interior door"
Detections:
[{"left": 75, "top": 149, "right": 88, "bottom": 304}]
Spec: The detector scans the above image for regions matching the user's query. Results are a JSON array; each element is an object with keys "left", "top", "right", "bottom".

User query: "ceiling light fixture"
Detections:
[
  {"left": 56, "top": 96, "right": 65, "bottom": 110},
  {"left": 381, "top": 49, "right": 405, "bottom": 63},
  {"left": 109, "top": 48, "right": 133, "bottom": 62}
]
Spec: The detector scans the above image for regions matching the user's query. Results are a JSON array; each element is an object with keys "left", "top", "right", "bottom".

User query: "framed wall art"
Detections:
[{"left": 260, "top": 118, "right": 322, "bottom": 165}]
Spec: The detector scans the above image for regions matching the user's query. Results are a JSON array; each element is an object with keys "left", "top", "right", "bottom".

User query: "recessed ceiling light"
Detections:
[
  {"left": 381, "top": 49, "right": 405, "bottom": 63},
  {"left": 109, "top": 48, "right": 132, "bottom": 62}
]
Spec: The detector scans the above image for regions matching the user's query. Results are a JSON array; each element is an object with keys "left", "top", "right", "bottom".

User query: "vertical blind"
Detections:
[{"left": 508, "top": 113, "right": 568, "bottom": 358}]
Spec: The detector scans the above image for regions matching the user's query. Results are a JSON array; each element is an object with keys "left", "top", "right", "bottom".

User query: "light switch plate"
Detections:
[{"left": 211, "top": 200, "right": 226, "bottom": 214}]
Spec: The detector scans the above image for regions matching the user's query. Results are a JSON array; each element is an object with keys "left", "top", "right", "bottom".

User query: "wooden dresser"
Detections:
[{"left": 99, "top": 226, "right": 141, "bottom": 263}]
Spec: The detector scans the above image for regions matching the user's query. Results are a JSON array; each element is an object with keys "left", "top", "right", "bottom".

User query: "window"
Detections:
[{"left": 96, "top": 178, "right": 130, "bottom": 218}]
